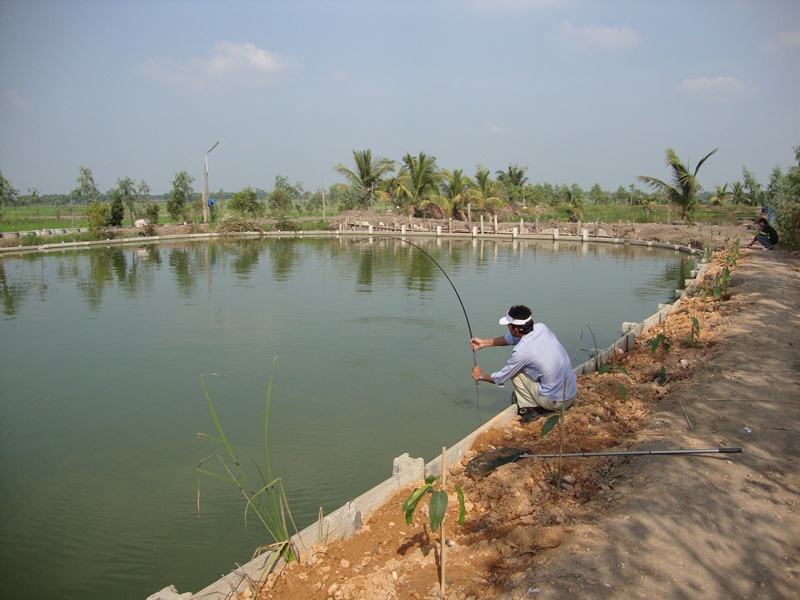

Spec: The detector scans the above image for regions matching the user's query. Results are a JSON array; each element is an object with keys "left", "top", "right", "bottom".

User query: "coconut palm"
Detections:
[
  {"left": 495, "top": 164, "right": 529, "bottom": 205},
  {"left": 333, "top": 149, "right": 396, "bottom": 210},
  {"left": 440, "top": 168, "right": 474, "bottom": 220},
  {"left": 466, "top": 167, "right": 505, "bottom": 215},
  {"left": 391, "top": 152, "right": 443, "bottom": 217},
  {"left": 637, "top": 148, "right": 718, "bottom": 225},
  {"left": 710, "top": 183, "right": 730, "bottom": 205},
  {"left": 729, "top": 181, "right": 750, "bottom": 205}
]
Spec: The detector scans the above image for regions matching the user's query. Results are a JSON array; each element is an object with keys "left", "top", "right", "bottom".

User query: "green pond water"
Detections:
[{"left": 0, "top": 235, "right": 694, "bottom": 599}]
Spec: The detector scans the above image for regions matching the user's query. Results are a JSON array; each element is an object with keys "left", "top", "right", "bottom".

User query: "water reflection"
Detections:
[{"left": 0, "top": 238, "right": 696, "bottom": 319}]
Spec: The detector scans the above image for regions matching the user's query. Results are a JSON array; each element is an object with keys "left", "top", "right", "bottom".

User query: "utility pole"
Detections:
[
  {"left": 322, "top": 178, "right": 326, "bottom": 222},
  {"left": 202, "top": 141, "right": 219, "bottom": 224}
]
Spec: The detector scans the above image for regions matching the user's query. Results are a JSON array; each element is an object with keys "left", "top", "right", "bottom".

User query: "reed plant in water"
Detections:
[{"left": 197, "top": 358, "right": 299, "bottom": 562}]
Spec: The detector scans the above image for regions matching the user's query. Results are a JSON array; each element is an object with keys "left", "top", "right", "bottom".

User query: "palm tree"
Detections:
[
  {"left": 495, "top": 164, "right": 529, "bottom": 205},
  {"left": 440, "top": 168, "right": 475, "bottom": 220},
  {"left": 467, "top": 167, "right": 505, "bottom": 215},
  {"left": 637, "top": 147, "right": 718, "bottom": 225},
  {"left": 333, "top": 149, "right": 396, "bottom": 210},
  {"left": 729, "top": 181, "right": 750, "bottom": 205},
  {"left": 391, "top": 152, "right": 442, "bottom": 217},
  {"left": 710, "top": 183, "right": 730, "bottom": 205}
]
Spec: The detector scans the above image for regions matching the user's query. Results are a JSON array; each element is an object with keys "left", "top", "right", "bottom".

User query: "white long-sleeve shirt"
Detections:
[{"left": 490, "top": 323, "right": 577, "bottom": 402}]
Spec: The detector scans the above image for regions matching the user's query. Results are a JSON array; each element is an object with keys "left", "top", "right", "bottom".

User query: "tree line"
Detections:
[{"left": 1, "top": 143, "right": 798, "bottom": 246}]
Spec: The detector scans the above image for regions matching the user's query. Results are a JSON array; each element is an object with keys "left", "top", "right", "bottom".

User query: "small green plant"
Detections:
[
  {"left": 702, "top": 234, "right": 714, "bottom": 263},
  {"left": 579, "top": 324, "right": 630, "bottom": 408},
  {"left": 700, "top": 240, "right": 739, "bottom": 301},
  {"left": 402, "top": 474, "right": 466, "bottom": 533},
  {"left": 648, "top": 329, "right": 672, "bottom": 383},
  {"left": 402, "top": 448, "right": 466, "bottom": 597},
  {"left": 540, "top": 402, "right": 567, "bottom": 489},
  {"left": 677, "top": 306, "right": 702, "bottom": 347},
  {"left": 197, "top": 359, "right": 299, "bottom": 563},
  {"left": 578, "top": 324, "right": 606, "bottom": 373},
  {"left": 598, "top": 362, "right": 632, "bottom": 404}
]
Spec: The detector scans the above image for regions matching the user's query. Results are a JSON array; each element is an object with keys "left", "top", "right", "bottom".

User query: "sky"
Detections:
[{"left": 1, "top": 0, "right": 799, "bottom": 197}]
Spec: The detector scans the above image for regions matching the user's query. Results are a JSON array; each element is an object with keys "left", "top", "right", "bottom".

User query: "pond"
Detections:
[{"left": 0, "top": 235, "right": 694, "bottom": 600}]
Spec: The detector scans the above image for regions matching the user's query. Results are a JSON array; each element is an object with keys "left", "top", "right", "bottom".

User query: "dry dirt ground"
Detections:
[{"left": 245, "top": 228, "right": 799, "bottom": 600}]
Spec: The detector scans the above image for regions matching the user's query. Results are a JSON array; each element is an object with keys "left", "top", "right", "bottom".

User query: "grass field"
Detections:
[{"left": 1, "top": 202, "right": 757, "bottom": 233}]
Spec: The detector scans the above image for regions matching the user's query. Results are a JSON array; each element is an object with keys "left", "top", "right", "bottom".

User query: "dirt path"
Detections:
[
  {"left": 253, "top": 243, "right": 799, "bottom": 600},
  {"left": 500, "top": 248, "right": 800, "bottom": 599}
]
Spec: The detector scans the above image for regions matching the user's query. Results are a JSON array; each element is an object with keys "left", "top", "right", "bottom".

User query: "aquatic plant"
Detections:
[{"left": 197, "top": 359, "right": 299, "bottom": 563}]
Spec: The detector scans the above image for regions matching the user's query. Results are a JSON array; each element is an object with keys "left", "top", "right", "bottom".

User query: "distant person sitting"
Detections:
[{"left": 747, "top": 217, "right": 779, "bottom": 250}]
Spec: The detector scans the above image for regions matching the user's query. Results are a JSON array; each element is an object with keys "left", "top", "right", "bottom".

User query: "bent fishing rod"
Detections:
[{"left": 316, "top": 235, "right": 483, "bottom": 414}]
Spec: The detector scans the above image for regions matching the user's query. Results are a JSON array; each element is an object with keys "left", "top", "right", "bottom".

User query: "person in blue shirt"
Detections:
[{"left": 470, "top": 304, "right": 577, "bottom": 422}]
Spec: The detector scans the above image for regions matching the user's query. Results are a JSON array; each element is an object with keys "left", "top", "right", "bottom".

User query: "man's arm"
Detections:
[{"left": 470, "top": 336, "right": 509, "bottom": 350}]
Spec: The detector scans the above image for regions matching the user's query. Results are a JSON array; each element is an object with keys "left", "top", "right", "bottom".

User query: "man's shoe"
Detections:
[{"left": 517, "top": 406, "right": 555, "bottom": 423}]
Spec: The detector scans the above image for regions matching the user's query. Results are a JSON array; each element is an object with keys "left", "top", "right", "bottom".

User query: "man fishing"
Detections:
[{"left": 470, "top": 304, "right": 577, "bottom": 422}]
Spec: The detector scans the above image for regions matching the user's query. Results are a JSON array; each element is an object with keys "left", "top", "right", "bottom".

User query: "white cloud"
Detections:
[
  {"left": 5, "top": 88, "right": 33, "bottom": 113},
  {"left": 487, "top": 122, "right": 506, "bottom": 134},
  {"left": 136, "top": 42, "right": 299, "bottom": 90},
  {"left": 469, "top": 0, "right": 565, "bottom": 15},
  {"left": 762, "top": 31, "right": 800, "bottom": 52},
  {"left": 329, "top": 69, "right": 350, "bottom": 82},
  {"left": 556, "top": 20, "right": 641, "bottom": 51},
  {"left": 678, "top": 76, "right": 752, "bottom": 97}
]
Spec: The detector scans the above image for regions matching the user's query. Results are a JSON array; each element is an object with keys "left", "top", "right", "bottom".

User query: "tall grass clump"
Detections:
[{"left": 197, "top": 359, "right": 299, "bottom": 563}]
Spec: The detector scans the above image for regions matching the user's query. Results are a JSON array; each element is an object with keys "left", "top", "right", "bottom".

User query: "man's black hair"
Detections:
[
  {"left": 508, "top": 304, "right": 534, "bottom": 335},
  {"left": 758, "top": 217, "right": 768, "bottom": 225}
]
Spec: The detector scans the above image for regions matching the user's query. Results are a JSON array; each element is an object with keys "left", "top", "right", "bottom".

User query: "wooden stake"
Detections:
[{"left": 440, "top": 446, "right": 446, "bottom": 598}]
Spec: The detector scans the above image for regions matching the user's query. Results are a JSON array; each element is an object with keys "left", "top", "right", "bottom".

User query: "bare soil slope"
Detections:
[{"left": 252, "top": 237, "right": 799, "bottom": 600}]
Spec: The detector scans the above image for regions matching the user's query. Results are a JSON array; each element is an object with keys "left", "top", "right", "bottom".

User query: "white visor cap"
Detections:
[{"left": 499, "top": 313, "right": 532, "bottom": 326}]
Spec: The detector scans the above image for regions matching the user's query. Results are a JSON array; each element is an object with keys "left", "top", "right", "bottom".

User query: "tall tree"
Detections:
[
  {"left": 167, "top": 170, "right": 195, "bottom": 222},
  {"left": 710, "top": 183, "right": 730, "bottom": 205},
  {"left": 392, "top": 152, "right": 442, "bottom": 217},
  {"left": 28, "top": 188, "right": 41, "bottom": 217},
  {"left": 109, "top": 191, "right": 125, "bottom": 226},
  {"left": 71, "top": 166, "right": 100, "bottom": 204},
  {"left": 115, "top": 176, "right": 137, "bottom": 224},
  {"left": 588, "top": 183, "right": 609, "bottom": 204},
  {"left": 467, "top": 167, "right": 505, "bottom": 214},
  {"left": 741, "top": 167, "right": 764, "bottom": 208},
  {"left": 333, "top": 149, "right": 396, "bottom": 210},
  {"left": 440, "top": 168, "right": 474, "bottom": 220},
  {"left": 495, "top": 164, "right": 528, "bottom": 205},
  {"left": 777, "top": 143, "right": 800, "bottom": 249},
  {"left": 729, "top": 181, "right": 749, "bottom": 205},
  {"left": 0, "top": 171, "right": 19, "bottom": 222},
  {"left": 231, "top": 185, "right": 266, "bottom": 217},
  {"left": 637, "top": 148, "right": 718, "bottom": 225}
]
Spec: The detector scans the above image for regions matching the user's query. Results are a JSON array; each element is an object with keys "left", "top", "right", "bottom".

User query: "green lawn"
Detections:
[{"left": 1, "top": 202, "right": 756, "bottom": 233}]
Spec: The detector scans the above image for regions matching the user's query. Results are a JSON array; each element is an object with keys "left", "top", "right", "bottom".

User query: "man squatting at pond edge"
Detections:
[{"left": 471, "top": 305, "right": 578, "bottom": 423}]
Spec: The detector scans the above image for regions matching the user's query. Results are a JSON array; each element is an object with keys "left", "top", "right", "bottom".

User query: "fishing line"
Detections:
[{"left": 314, "top": 235, "right": 484, "bottom": 421}]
